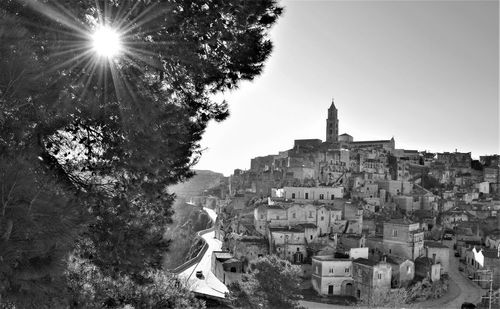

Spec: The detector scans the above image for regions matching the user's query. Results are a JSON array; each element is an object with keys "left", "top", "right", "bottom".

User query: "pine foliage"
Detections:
[{"left": 1, "top": 0, "right": 282, "bottom": 307}]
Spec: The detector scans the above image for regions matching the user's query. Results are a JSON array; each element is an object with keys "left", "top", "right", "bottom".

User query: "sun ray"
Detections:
[
  {"left": 15, "top": 0, "right": 179, "bottom": 112},
  {"left": 22, "top": 0, "right": 89, "bottom": 36},
  {"left": 119, "top": 3, "right": 163, "bottom": 35}
]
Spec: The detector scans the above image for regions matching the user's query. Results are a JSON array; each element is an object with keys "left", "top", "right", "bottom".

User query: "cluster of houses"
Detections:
[{"left": 206, "top": 101, "right": 500, "bottom": 300}]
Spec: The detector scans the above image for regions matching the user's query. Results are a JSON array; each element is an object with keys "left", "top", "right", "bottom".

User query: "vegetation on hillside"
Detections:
[{"left": 228, "top": 255, "right": 304, "bottom": 309}]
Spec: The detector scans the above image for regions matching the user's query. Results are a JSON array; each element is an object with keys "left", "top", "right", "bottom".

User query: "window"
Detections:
[
  {"left": 329, "top": 268, "right": 334, "bottom": 273},
  {"left": 305, "top": 193, "right": 309, "bottom": 199},
  {"left": 321, "top": 216, "right": 324, "bottom": 221},
  {"left": 392, "top": 230, "right": 398, "bottom": 237},
  {"left": 276, "top": 215, "right": 279, "bottom": 220},
  {"left": 389, "top": 249, "right": 392, "bottom": 254},
  {"left": 292, "top": 193, "right": 296, "bottom": 199},
  {"left": 345, "top": 267, "right": 350, "bottom": 273},
  {"left": 309, "top": 211, "right": 313, "bottom": 218},
  {"left": 319, "top": 194, "right": 324, "bottom": 200},
  {"left": 310, "top": 235, "right": 313, "bottom": 240},
  {"left": 377, "top": 273, "right": 382, "bottom": 280},
  {"left": 292, "top": 213, "right": 296, "bottom": 219},
  {"left": 331, "top": 194, "right": 335, "bottom": 200}
]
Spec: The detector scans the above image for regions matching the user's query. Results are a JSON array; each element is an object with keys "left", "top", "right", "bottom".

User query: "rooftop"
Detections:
[
  {"left": 385, "top": 218, "right": 415, "bottom": 226},
  {"left": 425, "top": 241, "right": 449, "bottom": 249},
  {"left": 313, "top": 254, "right": 350, "bottom": 261},
  {"left": 269, "top": 226, "right": 305, "bottom": 233},
  {"left": 298, "top": 223, "right": 317, "bottom": 229},
  {"left": 213, "top": 251, "right": 234, "bottom": 261},
  {"left": 385, "top": 255, "right": 410, "bottom": 265},
  {"left": 415, "top": 256, "right": 433, "bottom": 266},
  {"left": 351, "top": 140, "right": 393, "bottom": 144},
  {"left": 353, "top": 258, "right": 379, "bottom": 267}
]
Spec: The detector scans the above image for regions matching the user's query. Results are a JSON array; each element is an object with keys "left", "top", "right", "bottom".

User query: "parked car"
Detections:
[{"left": 196, "top": 271, "right": 204, "bottom": 279}]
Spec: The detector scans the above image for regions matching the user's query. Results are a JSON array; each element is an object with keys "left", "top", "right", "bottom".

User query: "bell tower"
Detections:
[{"left": 326, "top": 99, "right": 338, "bottom": 143}]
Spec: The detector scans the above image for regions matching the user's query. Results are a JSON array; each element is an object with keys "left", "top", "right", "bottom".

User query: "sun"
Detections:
[{"left": 91, "top": 25, "right": 122, "bottom": 58}]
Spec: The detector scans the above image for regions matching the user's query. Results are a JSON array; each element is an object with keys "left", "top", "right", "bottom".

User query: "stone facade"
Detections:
[
  {"left": 382, "top": 220, "right": 424, "bottom": 260},
  {"left": 424, "top": 241, "right": 449, "bottom": 274},
  {"left": 326, "top": 101, "right": 339, "bottom": 143},
  {"left": 386, "top": 255, "right": 415, "bottom": 287},
  {"left": 211, "top": 251, "right": 243, "bottom": 286},
  {"left": 311, "top": 256, "right": 354, "bottom": 296},
  {"left": 352, "top": 258, "right": 392, "bottom": 301}
]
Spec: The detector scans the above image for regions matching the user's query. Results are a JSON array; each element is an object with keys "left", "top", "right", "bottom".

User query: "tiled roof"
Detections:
[
  {"left": 298, "top": 223, "right": 317, "bottom": 229},
  {"left": 415, "top": 256, "right": 433, "bottom": 266},
  {"left": 213, "top": 251, "right": 234, "bottom": 261},
  {"left": 269, "top": 226, "right": 305, "bottom": 233},
  {"left": 425, "top": 241, "right": 449, "bottom": 249},
  {"left": 385, "top": 255, "right": 410, "bottom": 265},
  {"left": 313, "top": 254, "right": 350, "bottom": 261},
  {"left": 481, "top": 249, "right": 499, "bottom": 259},
  {"left": 351, "top": 140, "right": 392, "bottom": 144},
  {"left": 353, "top": 258, "right": 378, "bottom": 267}
]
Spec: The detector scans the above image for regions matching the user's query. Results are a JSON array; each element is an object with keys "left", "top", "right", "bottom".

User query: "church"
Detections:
[{"left": 324, "top": 100, "right": 395, "bottom": 152}]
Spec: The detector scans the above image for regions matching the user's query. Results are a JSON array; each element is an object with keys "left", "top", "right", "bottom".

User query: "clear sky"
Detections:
[{"left": 194, "top": 0, "right": 499, "bottom": 176}]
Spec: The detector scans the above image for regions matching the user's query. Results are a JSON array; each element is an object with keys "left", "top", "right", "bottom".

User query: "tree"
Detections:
[
  {"left": 228, "top": 255, "right": 304, "bottom": 309},
  {"left": 0, "top": 0, "right": 282, "bottom": 306},
  {"left": 363, "top": 288, "right": 412, "bottom": 308}
]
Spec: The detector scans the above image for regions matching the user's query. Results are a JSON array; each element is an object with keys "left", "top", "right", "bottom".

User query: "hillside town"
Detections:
[{"left": 187, "top": 101, "right": 500, "bottom": 308}]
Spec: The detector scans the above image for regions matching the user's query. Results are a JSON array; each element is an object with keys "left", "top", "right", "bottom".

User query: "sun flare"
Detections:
[{"left": 91, "top": 25, "right": 122, "bottom": 58}]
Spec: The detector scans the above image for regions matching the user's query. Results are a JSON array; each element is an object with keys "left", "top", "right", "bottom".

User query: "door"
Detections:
[
  {"left": 345, "top": 283, "right": 353, "bottom": 296},
  {"left": 328, "top": 285, "right": 334, "bottom": 295}
]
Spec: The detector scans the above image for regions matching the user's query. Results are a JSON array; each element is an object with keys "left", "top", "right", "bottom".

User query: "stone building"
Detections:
[
  {"left": 211, "top": 251, "right": 243, "bottom": 285},
  {"left": 414, "top": 256, "right": 441, "bottom": 282},
  {"left": 311, "top": 256, "right": 354, "bottom": 296},
  {"left": 268, "top": 226, "right": 308, "bottom": 264},
  {"left": 385, "top": 255, "right": 415, "bottom": 288},
  {"left": 382, "top": 219, "right": 424, "bottom": 260},
  {"left": 279, "top": 186, "right": 345, "bottom": 202},
  {"left": 352, "top": 258, "right": 392, "bottom": 301},
  {"left": 424, "top": 241, "right": 449, "bottom": 274},
  {"left": 226, "top": 235, "right": 268, "bottom": 271},
  {"left": 326, "top": 100, "right": 338, "bottom": 143}
]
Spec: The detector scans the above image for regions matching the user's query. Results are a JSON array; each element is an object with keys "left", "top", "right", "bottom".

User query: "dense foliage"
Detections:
[
  {"left": 228, "top": 255, "right": 304, "bottom": 309},
  {"left": 0, "top": 0, "right": 281, "bottom": 307}
]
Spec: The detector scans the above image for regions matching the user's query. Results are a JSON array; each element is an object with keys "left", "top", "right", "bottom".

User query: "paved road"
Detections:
[
  {"left": 178, "top": 207, "right": 228, "bottom": 299},
  {"left": 412, "top": 243, "right": 485, "bottom": 309}
]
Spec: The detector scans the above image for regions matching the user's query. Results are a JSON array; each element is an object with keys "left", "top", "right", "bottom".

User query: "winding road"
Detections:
[
  {"left": 412, "top": 242, "right": 485, "bottom": 308},
  {"left": 177, "top": 207, "right": 228, "bottom": 299}
]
